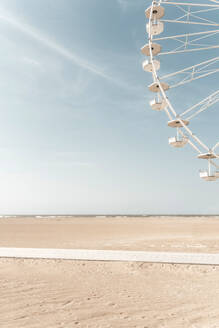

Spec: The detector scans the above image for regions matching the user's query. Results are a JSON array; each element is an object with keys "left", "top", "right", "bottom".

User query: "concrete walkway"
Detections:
[{"left": 0, "top": 248, "right": 219, "bottom": 265}]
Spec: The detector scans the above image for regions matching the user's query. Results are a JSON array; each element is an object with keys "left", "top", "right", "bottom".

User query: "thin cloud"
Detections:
[
  {"left": 0, "top": 5, "right": 145, "bottom": 93},
  {"left": 0, "top": 6, "right": 119, "bottom": 84}
]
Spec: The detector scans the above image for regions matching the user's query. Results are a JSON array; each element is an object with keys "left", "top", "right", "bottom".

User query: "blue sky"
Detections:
[{"left": 0, "top": 0, "right": 218, "bottom": 214}]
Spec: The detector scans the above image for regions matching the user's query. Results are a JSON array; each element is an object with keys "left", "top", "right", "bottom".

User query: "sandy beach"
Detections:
[{"left": 1, "top": 216, "right": 219, "bottom": 327}]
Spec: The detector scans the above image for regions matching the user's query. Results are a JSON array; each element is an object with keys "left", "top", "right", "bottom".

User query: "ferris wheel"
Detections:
[{"left": 142, "top": 0, "right": 219, "bottom": 181}]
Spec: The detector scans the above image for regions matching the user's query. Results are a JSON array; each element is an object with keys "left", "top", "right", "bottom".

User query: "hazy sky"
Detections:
[{"left": 0, "top": 0, "right": 218, "bottom": 214}]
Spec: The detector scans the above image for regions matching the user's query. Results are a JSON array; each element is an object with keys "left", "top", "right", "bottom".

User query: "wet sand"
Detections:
[{"left": 0, "top": 216, "right": 219, "bottom": 327}]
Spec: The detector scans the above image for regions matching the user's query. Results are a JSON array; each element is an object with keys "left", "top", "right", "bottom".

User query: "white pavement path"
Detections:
[{"left": 0, "top": 248, "right": 219, "bottom": 265}]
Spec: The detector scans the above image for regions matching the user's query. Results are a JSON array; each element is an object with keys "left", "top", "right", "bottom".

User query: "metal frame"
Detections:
[
  {"left": 160, "top": 57, "right": 219, "bottom": 89},
  {"left": 146, "top": 0, "right": 219, "bottom": 180},
  {"left": 181, "top": 90, "right": 219, "bottom": 120},
  {"left": 154, "top": 30, "right": 219, "bottom": 55}
]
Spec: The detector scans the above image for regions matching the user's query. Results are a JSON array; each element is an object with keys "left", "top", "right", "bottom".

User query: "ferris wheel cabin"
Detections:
[
  {"left": 168, "top": 136, "right": 188, "bottom": 148},
  {"left": 197, "top": 152, "right": 217, "bottom": 159},
  {"left": 145, "top": 5, "right": 165, "bottom": 20},
  {"left": 149, "top": 81, "right": 169, "bottom": 93},
  {"left": 167, "top": 119, "right": 190, "bottom": 128},
  {"left": 146, "top": 21, "right": 164, "bottom": 36},
  {"left": 142, "top": 59, "right": 160, "bottom": 72},
  {"left": 150, "top": 98, "right": 167, "bottom": 111},
  {"left": 199, "top": 171, "right": 218, "bottom": 182},
  {"left": 141, "top": 43, "right": 161, "bottom": 57}
]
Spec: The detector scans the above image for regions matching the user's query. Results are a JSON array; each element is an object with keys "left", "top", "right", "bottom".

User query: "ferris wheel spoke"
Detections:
[
  {"left": 154, "top": 29, "right": 219, "bottom": 42},
  {"left": 186, "top": 102, "right": 218, "bottom": 120},
  {"left": 160, "top": 57, "right": 219, "bottom": 89},
  {"left": 160, "top": 46, "right": 219, "bottom": 56},
  {"left": 192, "top": 31, "right": 219, "bottom": 42},
  {"left": 164, "top": 69, "right": 219, "bottom": 89},
  {"left": 161, "top": 19, "right": 219, "bottom": 27},
  {"left": 189, "top": 13, "right": 218, "bottom": 25},
  {"left": 192, "top": 7, "right": 219, "bottom": 14},
  {"left": 212, "top": 142, "right": 219, "bottom": 151},
  {"left": 160, "top": 1, "right": 219, "bottom": 26},
  {"left": 154, "top": 29, "right": 219, "bottom": 55},
  {"left": 181, "top": 90, "right": 219, "bottom": 120},
  {"left": 160, "top": 1, "right": 219, "bottom": 9},
  {"left": 169, "top": 70, "right": 219, "bottom": 88},
  {"left": 160, "top": 57, "right": 219, "bottom": 79}
]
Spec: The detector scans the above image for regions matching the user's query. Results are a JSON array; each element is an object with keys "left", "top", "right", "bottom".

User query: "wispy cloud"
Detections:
[{"left": 0, "top": 6, "right": 120, "bottom": 84}]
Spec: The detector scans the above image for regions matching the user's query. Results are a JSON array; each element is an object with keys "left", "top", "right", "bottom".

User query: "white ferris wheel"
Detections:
[{"left": 142, "top": 0, "right": 219, "bottom": 181}]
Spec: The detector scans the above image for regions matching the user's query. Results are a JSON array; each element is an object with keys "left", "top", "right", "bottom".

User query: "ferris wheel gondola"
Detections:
[{"left": 142, "top": 0, "right": 219, "bottom": 181}]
